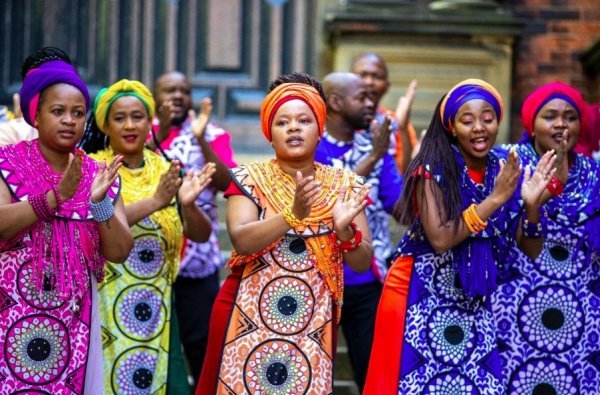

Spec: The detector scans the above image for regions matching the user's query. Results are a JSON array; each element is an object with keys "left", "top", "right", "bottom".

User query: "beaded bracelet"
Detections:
[
  {"left": 522, "top": 219, "right": 543, "bottom": 238},
  {"left": 547, "top": 175, "right": 564, "bottom": 197},
  {"left": 29, "top": 191, "right": 54, "bottom": 221},
  {"left": 336, "top": 222, "right": 363, "bottom": 253},
  {"left": 462, "top": 203, "right": 487, "bottom": 234},
  {"left": 51, "top": 184, "right": 62, "bottom": 210},
  {"left": 282, "top": 206, "right": 304, "bottom": 228},
  {"left": 90, "top": 195, "right": 115, "bottom": 222}
]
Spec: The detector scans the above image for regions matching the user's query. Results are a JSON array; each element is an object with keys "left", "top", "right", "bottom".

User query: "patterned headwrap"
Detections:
[
  {"left": 521, "top": 82, "right": 586, "bottom": 137},
  {"left": 19, "top": 60, "right": 90, "bottom": 127},
  {"left": 260, "top": 83, "right": 326, "bottom": 141},
  {"left": 440, "top": 78, "right": 504, "bottom": 132},
  {"left": 93, "top": 79, "right": 155, "bottom": 133}
]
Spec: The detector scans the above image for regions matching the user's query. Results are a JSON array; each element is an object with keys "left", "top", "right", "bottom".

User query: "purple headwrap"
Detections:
[{"left": 19, "top": 60, "right": 90, "bottom": 127}]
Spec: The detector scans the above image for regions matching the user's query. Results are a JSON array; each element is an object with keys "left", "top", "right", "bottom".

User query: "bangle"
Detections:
[
  {"left": 522, "top": 219, "right": 543, "bottom": 238},
  {"left": 282, "top": 206, "right": 303, "bottom": 228},
  {"left": 547, "top": 175, "right": 564, "bottom": 196},
  {"left": 462, "top": 203, "right": 487, "bottom": 234},
  {"left": 29, "top": 191, "right": 54, "bottom": 221},
  {"left": 336, "top": 222, "right": 363, "bottom": 253},
  {"left": 51, "top": 184, "right": 62, "bottom": 210},
  {"left": 90, "top": 195, "right": 114, "bottom": 222}
]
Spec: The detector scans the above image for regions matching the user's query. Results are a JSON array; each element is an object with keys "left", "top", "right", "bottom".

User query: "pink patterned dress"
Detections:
[{"left": 0, "top": 139, "right": 119, "bottom": 394}]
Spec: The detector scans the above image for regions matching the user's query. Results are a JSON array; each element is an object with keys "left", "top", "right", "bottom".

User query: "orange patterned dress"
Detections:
[{"left": 215, "top": 160, "right": 363, "bottom": 394}]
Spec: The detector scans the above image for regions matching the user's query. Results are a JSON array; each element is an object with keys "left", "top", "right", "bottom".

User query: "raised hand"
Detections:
[
  {"left": 395, "top": 79, "right": 418, "bottom": 130},
  {"left": 553, "top": 130, "right": 569, "bottom": 184},
  {"left": 521, "top": 149, "right": 557, "bottom": 207},
  {"left": 291, "top": 171, "right": 322, "bottom": 221},
  {"left": 153, "top": 161, "right": 182, "bottom": 209},
  {"left": 332, "top": 183, "right": 371, "bottom": 234},
  {"left": 157, "top": 99, "right": 177, "bottom": 129},
  {"left": 179, "top": 162, "right": 216, "bottom": 206},
  {"left": 370, "top": 115, "right": 392, "bottom": 161},
  {"left": 91, "top": 154, "right": 123, "bottom": 203},
  {"left": 58, "top": 151, "right": 84, "bottom": 202},
  {"left": 190, "top": 97, "right": 213, "bottom": 140},
  {"left": 491, "top": 146, "right": 522, "bottom": 205}
]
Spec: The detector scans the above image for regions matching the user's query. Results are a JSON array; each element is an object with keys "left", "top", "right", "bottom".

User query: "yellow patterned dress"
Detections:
[{"left": 90, "top": 148, "right": 183, "bottom": 395}]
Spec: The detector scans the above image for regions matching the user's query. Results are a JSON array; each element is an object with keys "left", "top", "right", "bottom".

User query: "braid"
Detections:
[
  {"left": 21, "top": 47, "right": 72, "bottom": 79},
  {"left": 79, "top": 114, "right": 108, "bottom": 154},
  {"left": 393, "top": 97, "right": 463, "bottom": 228},
  {"left": 268, "top": 72, "right": 327, "bottom": 105}
]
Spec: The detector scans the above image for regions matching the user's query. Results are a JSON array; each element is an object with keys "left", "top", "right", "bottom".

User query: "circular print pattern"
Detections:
[
  {"left": 114, "top": 284, "right": 166, "bottom": 341},
  {"left": 243, "top": 339, "right": 311, "bottom": 394},
  {"left": 4, "top": 314, "right": 70, "bottom": 384},
  {"left": 427, "top": 307, "right": 476, "bottom": 366},
  {"left": 259, "top": 276, "right": 314, "bottom": 335},
  {"left": 17, "top": 261, "right": 70, "bottom": 310},
  {"left": 272, "top": 237, "right": 313, "bottom": 272},
  {"left": 518, "top": 285, "right": 584, "bottom": 353},
  {"left": 12, "top": 391, "right": 52, "bottom": 394},
  {"left": 534, "top": 235, "right": 584, "bottom": 280},
  {"left": 434, "top": 261, "right": 466, "bottom": 302},
  {"left": 508, "top": 358, "right": 579, "bottom": 395},
  {"left": 111, "top": 346, "right": 158, "bottom": 394},
  {"left": 422, "top": 372, "right": 480, "bottom": 395},
  {"left": 123, "top": 232, "right": 166, "bottom": 279}
]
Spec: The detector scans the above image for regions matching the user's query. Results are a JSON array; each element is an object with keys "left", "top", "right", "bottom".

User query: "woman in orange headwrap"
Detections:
[{"left": 195, "top": 73, "right": 373, "bottom": 394}]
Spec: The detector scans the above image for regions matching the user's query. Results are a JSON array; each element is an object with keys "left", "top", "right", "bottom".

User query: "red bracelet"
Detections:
[
  {"left": 547, "top": 175, "right": 564, "bottom": 196},
  {"left": 51, "top": 184, "right": 62, "bottom": 210},
  {"left": 336, "top": 222, "right": 363, "bottom": 253}
]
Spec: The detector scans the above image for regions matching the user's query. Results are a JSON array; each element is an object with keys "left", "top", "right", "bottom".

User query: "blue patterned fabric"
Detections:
[
  {"left": 392, "top": 148, "right": 522, "bottom": 394},
  {"left": 492, "top": 142, "right": 600, "bottom": 395},
  {"left": 315, "top": 130, "right": 403, "bottom": 283}
]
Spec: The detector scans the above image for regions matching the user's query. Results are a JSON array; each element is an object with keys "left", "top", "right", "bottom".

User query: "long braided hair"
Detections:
[{"left": 393, "top": 97, "right": 463, "bottom": 229}]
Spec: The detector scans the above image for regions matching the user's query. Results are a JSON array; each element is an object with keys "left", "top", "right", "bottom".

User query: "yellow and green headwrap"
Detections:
[{"left": 93, "top": 79, "right": 155, "bottom": 133}]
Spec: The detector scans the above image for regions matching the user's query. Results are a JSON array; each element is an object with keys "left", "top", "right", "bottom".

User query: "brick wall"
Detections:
[{"left": 508, "top": 0, "right": 600, "bottom": 140}]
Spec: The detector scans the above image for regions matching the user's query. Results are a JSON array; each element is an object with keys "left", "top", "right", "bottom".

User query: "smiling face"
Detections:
[
  {"left": 533, "top": 98, "right": 580, "bottom": 155},
  {"left": 35, "top": 83, "right": 87, "bottom": 153},
  {"left": 105, "top": 95, "right": 151, "bottom": 157},
  {"left": 452, "top": 99, "right": 499, "bottom": 169},
  {"left": 270, "top": 99, "right": 320, "bottom": 162}
]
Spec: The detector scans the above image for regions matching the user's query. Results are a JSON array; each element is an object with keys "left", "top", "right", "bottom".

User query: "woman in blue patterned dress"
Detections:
[
  {"left": 492, "top": 82, "right": 600, "bottom": 395},
  {"left": 364, "top": 79, "right": 557, "bottom": 394}
]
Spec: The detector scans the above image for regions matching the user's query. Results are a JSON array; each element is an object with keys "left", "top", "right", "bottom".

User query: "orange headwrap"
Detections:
[{"left": 260, "top": 83, "right": 326, "bottom": 141}]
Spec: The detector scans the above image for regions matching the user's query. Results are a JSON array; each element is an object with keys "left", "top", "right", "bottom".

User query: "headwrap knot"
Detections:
[
  {"left": 93, "top": 79, "right": 155, "bottom": 133},
  {"left": 520, "top": 82, "right": 586, "bottom": 137},
  {"left": 260, "top": 83, "right": 326, "bottom": 141},
  {"left": 440, "top": 78, "right": 504, "bottom": 133},
  {"left": 19, "top": 60, "right": 90, "bottom": 127}
]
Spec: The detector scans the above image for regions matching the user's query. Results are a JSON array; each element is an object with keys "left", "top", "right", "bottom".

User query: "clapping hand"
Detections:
[
  {"left": 153, "top": 161, "right": 182, "bottom": 209},
  {"left": 179, "top": 163, "right": 216, "bottom": 206},
  {"left": 291, "top": 172, "right": 322, "bottom": 221},
  {"left": 521, "top": 149, "right": 557, "bottom": 207},
  {"left": 91, "top": 154, "right": 123, "bottom": 203},
  {"left": 491, "top": 146, "right": 522, "bottom": 205},
  {"left": 370, "top": 115, "right": 392, "bottom": 161},
  {"left": 190, "top": 97, "right": 213, "bottom": 141},
  {"left": 332, "top": 183, "right": 371, "bottom": 235}
]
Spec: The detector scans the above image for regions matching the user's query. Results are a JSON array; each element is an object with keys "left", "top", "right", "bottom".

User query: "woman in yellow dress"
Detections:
[{"left": 83, "top": 79, "right": 215, "bottom": 394}]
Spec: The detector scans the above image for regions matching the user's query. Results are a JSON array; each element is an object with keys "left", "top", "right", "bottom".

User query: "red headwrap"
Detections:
[
  {"left": 521, "top": 82, "right": 586, "bottom": 136},
  {"left": 260, "top": 83, "right": 326, "bottom": 141}
]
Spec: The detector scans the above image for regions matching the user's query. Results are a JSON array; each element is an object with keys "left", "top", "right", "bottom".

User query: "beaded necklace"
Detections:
[
  {"left": 0, "top": 139, "right": 105, "bottom": 299},
  {"left": 231, "top": 159, "right": 363, "bottom": 322}
]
